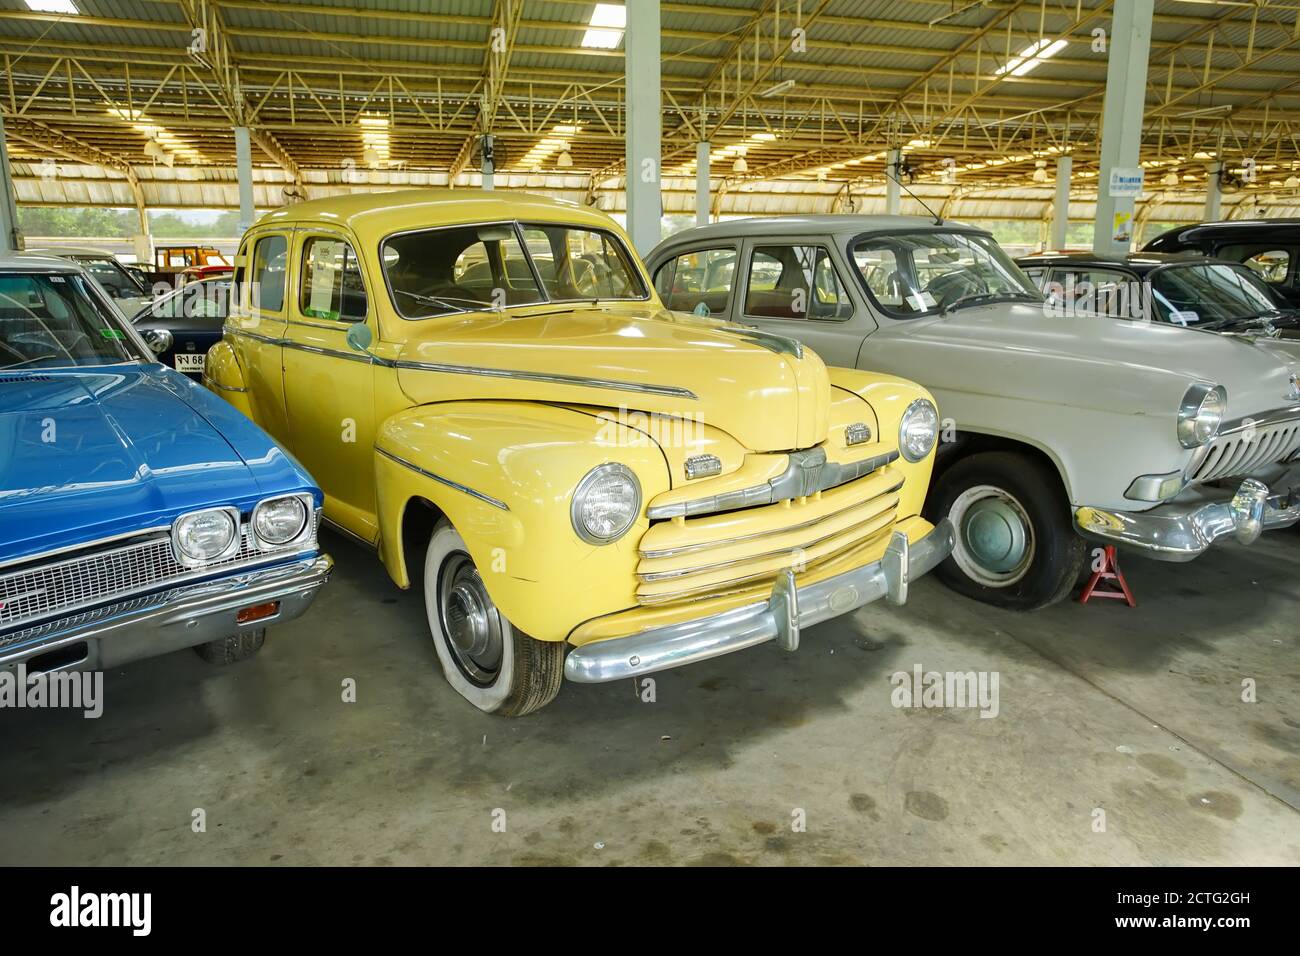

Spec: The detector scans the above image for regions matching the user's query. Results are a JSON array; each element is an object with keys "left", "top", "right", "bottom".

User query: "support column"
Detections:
[
  {"left": 885, "top": 149, "right": 902, "bottom": 215},
  {"left": 234, "top": 126, "right": 255, "bottom": 235},
  {"left": 481, "top": 133, "right": 495, "bottom": 191},
  {"left": 625, "top": 0, "right": 662, "bottom": 254},
  {"left": 0, "top": 114, "right": 21, "bottom": 253},
  {"left": 695, "top": 141, "right": 710, "bottom": 226},
  {"left": 1051, "top": 155, "right": 1072, "bottom": 250},
  {"left": 1204, "top": 162, "right": 1223, "bottom": 221},
  {"left": 1092, "top": 0, "right": 1154, "bottom": 254}
]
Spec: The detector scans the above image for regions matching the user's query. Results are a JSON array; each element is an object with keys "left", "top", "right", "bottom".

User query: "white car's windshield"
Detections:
[
  {"left": 0, "top": 271, "right": 144, "bottom": 369},
  {"left": 852, "top": 231, "right": 1041, "bottom": 317},
  {"left": 73, "top": 256, "right": 150, "bottom": 299},
  {"left": 382, "top": 221, "right": 646, "bottom": 319}
]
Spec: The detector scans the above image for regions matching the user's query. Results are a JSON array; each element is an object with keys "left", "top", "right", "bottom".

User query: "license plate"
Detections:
[{"left": 175, "top": 353, "right": 205, "bottom": 372}]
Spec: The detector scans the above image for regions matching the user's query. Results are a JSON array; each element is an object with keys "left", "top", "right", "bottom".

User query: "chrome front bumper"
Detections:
[
  {"left": 0, "top": 553, "right": 333, "bottom": 672},
  {"left": 1075, "top": 476, "right": 1300, "bottom": 561},
  {"left": 564, "top": 519, "right": 954, "bottom": 684}
]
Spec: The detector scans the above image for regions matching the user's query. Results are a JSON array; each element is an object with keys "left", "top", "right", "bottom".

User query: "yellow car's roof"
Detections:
[{"left": 255, "top": 188, "right": 623, "bottom": 242}]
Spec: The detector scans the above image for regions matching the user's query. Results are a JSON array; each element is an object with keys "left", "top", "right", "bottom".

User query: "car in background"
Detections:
[
  {"left": 0, "top": 254, "right": 331, "bottom": 674},
  {"left": 1016, "top": 252, "right": 1300, "bottom": 363},
  {"left": 131, "top": 276, "right": 231, "bottom": 380},
  {"left": 647, "top": 216, "right": 1300, "bottom": 610},
  {"left": 21, "top": 245, "right": 153, "bottom": 318},
  {"left": 1142, "top": 220, "right": 1300, "bottom": 308},
  {"left": 146, "top": 244, "right": 232, "bottom": 285},
  {"left": 206, "top": 189, "right": 953, "bottom": 715}
]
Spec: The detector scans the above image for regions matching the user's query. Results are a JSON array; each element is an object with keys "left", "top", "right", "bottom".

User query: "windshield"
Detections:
[
  {"left": 851, "top": 231, "right": 1041, "bottom": 317},
  {"left": 0, "top": 271, "right": 144, "bottom": 369},
  {"left": 1149, "top": 263, "right": 1286, "bottom": 327},
  {"left": 72, "top": 256, "right": 149, "bottom": 298},
  {"left": 382, "top": 221, "right": 647, "bottom": 319},
  {"left": 141, "top": 279, "right": 231, "bottom": 322}
]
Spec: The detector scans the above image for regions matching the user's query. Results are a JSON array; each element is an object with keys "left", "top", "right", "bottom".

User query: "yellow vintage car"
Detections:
[{"left": 205, "top": 189, "right": 953, "bottom": 715}]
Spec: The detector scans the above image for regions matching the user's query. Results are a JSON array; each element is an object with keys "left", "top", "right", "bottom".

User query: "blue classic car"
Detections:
[{"left": 0, "top": 255, "right": 331, "bottom": 673}]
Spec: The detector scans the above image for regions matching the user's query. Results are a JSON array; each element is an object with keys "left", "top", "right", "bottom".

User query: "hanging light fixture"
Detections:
[
  {"left": 1032, "top": 159, "right": 1049, "bottom": 183},
  {"left": 1162, "top": 171, "right": 1180, "bottom": 187}
]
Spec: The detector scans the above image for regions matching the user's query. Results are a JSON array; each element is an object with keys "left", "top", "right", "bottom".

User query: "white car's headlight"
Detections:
[
  {"left": 1177, "top": 383, "right": 1226, "bottom": 448},
  {"left": 252, "top": 494, "right": 311, "bottom": 547},
  {"left": 173, "top": 507, "right": 240, "bottom": 565},
  {"left": 898, "top": 398, "right": 940, "bottom": 462},
  {"left": 572, "top": 463, "right": 641, "bottom": 545}
]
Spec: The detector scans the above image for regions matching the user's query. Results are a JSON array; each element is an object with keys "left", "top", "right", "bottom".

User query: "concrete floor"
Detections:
[{"left": 2, "top": 527, "right": 1297, "bottom": 866}]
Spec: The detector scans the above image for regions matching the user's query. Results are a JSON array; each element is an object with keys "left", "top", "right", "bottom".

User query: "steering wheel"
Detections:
[{"left": 927, "top": 271, "right": 988, "bottom": 308}]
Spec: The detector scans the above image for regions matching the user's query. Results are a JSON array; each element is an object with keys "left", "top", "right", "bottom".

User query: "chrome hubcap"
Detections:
[
  {"left": 949, "top": 485, "right": 1036, "bottom": 588},
  {"left": 438, "top": 554, "right": 503, "bottom": 686}
]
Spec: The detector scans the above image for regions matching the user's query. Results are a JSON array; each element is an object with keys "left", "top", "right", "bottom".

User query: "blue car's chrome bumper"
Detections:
[{"left": 0, "top": 554, "right": 332, "bottom": 673}]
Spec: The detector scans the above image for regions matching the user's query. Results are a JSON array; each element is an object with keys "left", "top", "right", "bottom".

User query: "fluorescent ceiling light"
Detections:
[
  {"left": 759, "top": 79, "right": 796, "bottom": 98},
  {"left": 582, "top": 4, "right": 625, "bottom": 48},
  {"left": 25, "top": 0, "right": 80, "bottom": 13},
  {"left": 996, "top": 38, "right": 1068, "bottom": 78}
]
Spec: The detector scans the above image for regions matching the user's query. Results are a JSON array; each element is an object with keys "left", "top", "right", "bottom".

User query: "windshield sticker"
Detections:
[
  {"left": 49, "top": 275, "right": 65, "bottom": 283},
  {"left": 909, "top": 291, "right": 938, "bottom": 311},
  {"left": 1169, "top": 310, "right": 1198, "bottom": 326},
  {"left": 98, "top": 328, "right": 126, "bottom": 340}
]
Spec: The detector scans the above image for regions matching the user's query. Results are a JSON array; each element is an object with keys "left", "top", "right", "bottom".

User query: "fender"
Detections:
[
  {"left": 374, "top": 401, "right": 672, "bottom": 642},
  {"left": 827, "top": 366, "right": 937, "bottom": 520},
  {"left": 203, "top": 339, "right": 254, "bottom": 419}
]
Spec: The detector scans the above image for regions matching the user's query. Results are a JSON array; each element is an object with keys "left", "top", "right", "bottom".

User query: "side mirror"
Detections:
[
  {"left": 142, "top": 328, "right": 173, "bottom": 356},
  {"left": 693, "top": 302, "right": 711, "bottom": 317},
  {"left": 345, "top": 322, "right": 373, "bottom": 352}
]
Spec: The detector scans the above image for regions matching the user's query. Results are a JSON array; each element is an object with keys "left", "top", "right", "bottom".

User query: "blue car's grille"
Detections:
[{"left": 0, "top": 524, "right": 313, "bottom": 646}]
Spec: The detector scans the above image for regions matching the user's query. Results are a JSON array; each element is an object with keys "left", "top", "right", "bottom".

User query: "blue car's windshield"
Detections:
[{"left": 0, "top": 272, "right": 144, "bottom": 370}]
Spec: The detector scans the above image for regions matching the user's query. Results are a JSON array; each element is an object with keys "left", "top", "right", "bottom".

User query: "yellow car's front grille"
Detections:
[{"left": 635, "top": 465, "right": 904, "bottom": 606}]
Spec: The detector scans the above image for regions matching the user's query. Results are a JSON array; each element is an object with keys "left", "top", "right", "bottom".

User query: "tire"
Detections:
[
  {"left": 925, "top": 451, "right": 1086, "bottom": 610},
  {"left": 194, "top": 628, "right": 266, "bottom": 664},
  {"left": 423, "top": 520, "right": 564, "bottom": 716}
]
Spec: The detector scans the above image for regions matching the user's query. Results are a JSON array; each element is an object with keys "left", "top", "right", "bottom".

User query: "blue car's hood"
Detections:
[{"left": 0, "top": 363, "right": 316, "bottom": 565}]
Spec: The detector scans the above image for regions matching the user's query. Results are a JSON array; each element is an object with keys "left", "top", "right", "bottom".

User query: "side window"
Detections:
[
  {"left": 854, "top": 247, "right": 904, "bottom": 308},
  {"left": 1222, "top": 245, "right": 1292, "bottom": 284},
  {"left": 300, "top": 236, "right": 367, "bottom": 322},
  {"left": 251, "top": 235, "right": 288, "bottom": 314},
  {"left": 745, "top": 245, "right": 852, "bottom": 321},
  {"left": 656, "top": 247, "right": 735, "bottom": 316}
]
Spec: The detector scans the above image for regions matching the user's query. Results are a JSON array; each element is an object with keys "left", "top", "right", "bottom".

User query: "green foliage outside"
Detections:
[{"left": 17, "top": 206, "right": 244, "bottom": 238}]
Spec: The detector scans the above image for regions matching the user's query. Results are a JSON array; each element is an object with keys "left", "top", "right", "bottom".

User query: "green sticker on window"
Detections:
[{"left": 99, "top": 328, "right": 125, "bottom": 340}]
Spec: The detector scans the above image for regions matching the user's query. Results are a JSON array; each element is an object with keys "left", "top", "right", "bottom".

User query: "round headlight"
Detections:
[
  {"left": 253, "top": 495, "right": 309, "bottom": 546},
  {"left": 898, "top": 398, "right": 940, "bottom": 462},
  {"left": 1177, "top": 383, "right": 1226, "bottom": 448},
  {"left": 174, "top": 508, "right": 238, "bottom": 564},
  {"left": 571, "top": 463, "right": 641, "bottom": 545}
]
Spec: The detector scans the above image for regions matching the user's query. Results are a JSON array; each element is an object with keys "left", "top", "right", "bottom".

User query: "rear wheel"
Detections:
[
  {"left": 423, "top": 520, "right": 564, "bottom": 716},
  {"left": 927, "top": 451, "right": 1085, "bottom": 610}
]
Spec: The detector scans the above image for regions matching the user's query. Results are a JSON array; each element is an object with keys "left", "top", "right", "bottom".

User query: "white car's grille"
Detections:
[
  {"left": 1188, "top": 420, "right": 1300, "bottom": 483},
  {"left": 0, "top": 525, "right": 310, "bottom": 639}
]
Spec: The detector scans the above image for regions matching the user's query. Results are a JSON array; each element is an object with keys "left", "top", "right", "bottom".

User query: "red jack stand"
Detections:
[{"left": 1079, "top": 545, "right": 1136, "bottom": 607}]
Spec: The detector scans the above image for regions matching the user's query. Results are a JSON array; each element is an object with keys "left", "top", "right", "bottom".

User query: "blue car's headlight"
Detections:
[
  {"left": 252, "top": 495, "right": 312, "bottom": 547},
  {"left": 173, "top": 507, "right": 240, "bottom": 566}
]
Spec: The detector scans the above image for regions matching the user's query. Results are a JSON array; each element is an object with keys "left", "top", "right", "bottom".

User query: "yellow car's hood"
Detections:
[{"left": 393, "top": 305, "right": 831, "bottom": 451}]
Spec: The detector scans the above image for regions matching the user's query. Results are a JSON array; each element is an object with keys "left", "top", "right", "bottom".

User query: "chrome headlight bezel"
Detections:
[
  {"left": 1177, "top": 383, "right": 1227, "bottom": 448},
  {"left": 171, "top": 506, "right": 241, "bottom": 567},
  {"left": 571, "top": 463, "right": 642, "bottom": 545},
  {"left": 898, "top": 398, "right": 940, "bottom": 462},
  {"left": 251, "top": 493, "right": 314, "bottom": 549}
]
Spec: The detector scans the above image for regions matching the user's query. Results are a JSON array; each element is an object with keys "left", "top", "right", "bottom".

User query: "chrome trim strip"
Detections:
[
  {"left": 0, "top": 525, "right": 170, "bottom": 572},
  {"left": 639, "top": 479, "right": 905, "bottom": 558},
  {"left": 202, "top": 376, "right": 248, "bottom": 394},
  {"left": 390, "top": 359, "right": 698, "bottom": 399},
  {"left": 374, "top": 447, "right": 511, "bottom": 512},
  {"left": 1218, "top": 403, "right": 1300, "bottom": 435},
  {"left": 282, "top": 338, "right": 373, "bottom": 364},
  {"left": 564, "top": 519, "right": 954, "bottom": 683},
  {"left": 319, "top": 515, "right": 379, "bottom": 551},
  {"left": 647, "top": 448, "right": 899, "bottom": 520}
]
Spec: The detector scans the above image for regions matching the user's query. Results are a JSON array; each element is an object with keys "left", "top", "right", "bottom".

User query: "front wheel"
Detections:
[
  {"left": 926, "top": 451, "right": 1085, "bottom": 610},
  {"left": 194, "top": 628, "right": 265, "bottom": 664},
  {"left": 423, "top": 520, "right": 564, "bottom": 716}
]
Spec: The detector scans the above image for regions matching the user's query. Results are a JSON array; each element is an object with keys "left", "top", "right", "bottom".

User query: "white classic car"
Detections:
[{"left": 646, "top": 216, "right": 1300, "bottom": 610}]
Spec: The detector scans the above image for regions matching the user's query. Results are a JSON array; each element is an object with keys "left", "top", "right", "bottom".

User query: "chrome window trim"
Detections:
[
  {"left": 375, "top": 447, "right": 510, "bottom": 511},
  {"left": 297, "top": 232, "right": 370, "bottom": 324},
  {"left": 741, "top": 241, "right": 854, "bottom": 325}
]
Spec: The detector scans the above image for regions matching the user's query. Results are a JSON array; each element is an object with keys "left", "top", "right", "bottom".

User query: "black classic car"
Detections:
[
  {"left": 131, "top": 276, "right": 231, "bottom": 380},
  {"left": 1142, "top": 220, "right": 1300, "bottom": 308}
]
